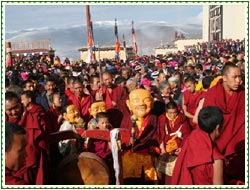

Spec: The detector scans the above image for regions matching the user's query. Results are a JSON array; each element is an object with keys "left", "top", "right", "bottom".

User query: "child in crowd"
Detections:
[
  {"left": 171, "top": 106, "right": 224, "bottom": 185},
  {"left": 182, "top": 76, "right": 203, "bottom": 129}
]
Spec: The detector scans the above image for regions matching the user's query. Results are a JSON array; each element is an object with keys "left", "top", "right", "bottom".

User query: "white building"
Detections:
[{"left": 203, "top": 4, "right": 246, "bottom": 41}]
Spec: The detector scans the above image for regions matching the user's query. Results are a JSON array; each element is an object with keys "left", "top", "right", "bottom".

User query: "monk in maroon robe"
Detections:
[
  {"left": 19, "top": 91, "right": 50, "bottom": 185},
  {"left": 182, "top": 76, "right": 203, "bottom": 129},
  {"left": 64, "top": 76, "right": 75, "bottom": 99},
  {"left": 5, "top": 122, "right": 28, "bottom": 185},
  {"left": 66, "top": 77, "right": 93, "bottom": 125},
  {"left": 202, "top": 63, "right": 245, "bottom": 184},
  {"left": 100, "top": 72, "right": 129, "bottom": 128},
  {"left": 5, "top": 91, "right": 23, "bottom": 123},
  {"left": 158, "top": 101, "right": 191, "bottom": 184},
  {"left": 171, "top": 106, "right": 224, "bottom": 185},
  {"left": 47, "top": 92, "right": 64, "bottom": 133}
]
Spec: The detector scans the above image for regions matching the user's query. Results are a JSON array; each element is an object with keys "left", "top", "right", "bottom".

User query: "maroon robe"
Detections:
[
  {"left": 171, "top": 128, "right": 224, "bottom": 185},
  {"left": 160, "top": 112, "right": 191, "bottom": 151},
  {"left": 46, "top": 107, "right": 62, "bottom": 134},
  {"left": 183, "top": 90, "right": 203, "bottom": 129},
  {"left": 88, "top": 138, "right": 111, "bottom": 159},
  {"left": 102, "top": 85, "right": 130, "bottom": 128},
  {"left": 19, "top": 104, "right": 49, "bottom": 185},
  {"left": 203, "top": 79, "right": 245, "bottom": 183},
  {"left": 65, "top": 89, "right": 73, "bottom": 99},
  {"left": 121, "top": 112, "right": 161, "bottom": 152},
  {"left": 5, "top": 167, "right": 29, "bottom": 185},
  {"left": 5, "top": 112, "right": 22, "bottom": 123},
  {"left": 66, "top": 93, "right": 93, "bottom": 124}
]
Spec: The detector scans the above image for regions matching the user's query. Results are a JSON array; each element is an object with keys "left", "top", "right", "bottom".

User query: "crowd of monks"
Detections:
[{"left": 5, "top": 39, "right": 245, "bottom": 185}]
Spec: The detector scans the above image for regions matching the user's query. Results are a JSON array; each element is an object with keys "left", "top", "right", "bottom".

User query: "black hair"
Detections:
[
  {"left": 184, "top": 75, "right": 196, "bottom": 84},
  {"left": 115, "top": 76, "right": 126, "bottom": 85},
  {"left": 5, "top": 91, "right": 19, "bottom": 101},
  {"left": 89, "top": 75, "right": 100, "bottom": 84},
  {"left": 20, "top": 90, "right": 36, "bottom": 103},
  {"left": 198, "top": 106, "right": 224, "bottom": 134},
  {"left": 166, "top": 101, "right": 178, "bottom": 112},
  {"left": 5, "top": 122, "right": 26, "bottom": 152},
  {"left": 49, "top": 91, "right": 61, "bottom": 103},
  {"left": 22, "top": 80, "right": 33, "bottom": 89},
  {"left": 195, "top": 63, "right": 203, "bottom": 71},
  {"left": 45, "top": 77, "right": 55, "bottom": 84},
  {"left": 202, "top": 76, "right": 214, "bottom": 89},
  {"left": 221, "top": 62, "right": 239, "bottom": 76},
  {"left": 96, "top": 112, "right": 109, "bottom": 123}
]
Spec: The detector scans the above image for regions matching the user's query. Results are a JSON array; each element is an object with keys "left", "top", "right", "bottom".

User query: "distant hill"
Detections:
[{"left": 5, "top": 22, "right": 202, "bottom": 60}]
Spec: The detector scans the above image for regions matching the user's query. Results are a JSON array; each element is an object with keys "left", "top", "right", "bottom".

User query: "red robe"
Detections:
[
  {"left": 121, "top": 112, "right": 161, "bottom": 152},
  {"left": 183, "top": 90, "right": 203, "bottom": 129},
  {"left": 19, "top": 104, "right": 49, "bottom": 185},
  {"left": 203, "top": 80, "right": 245, "bottom": 183},
  {"left": 102, "top": 85, "right": 128, "bottom": 111},
  {"left": 5, "top": 167, "right": 29, "bottom": 185},
  {"left": 46, "top": 107, "right": 62, "bottom": 134},
  {"left": 160, "top": 113, "right": 191, "bottom": 151},
  {"left": 66, "top": 94, "right": 93, "bottom": 124},
  {"left": 64, "top": 89, "right": 73, "bottom": 99},
  {"left": 171, "top": 129, "right": 224, "bottom": 185},
  {"left": 102, "top": 85, "right": 130, "bottom": 128}
]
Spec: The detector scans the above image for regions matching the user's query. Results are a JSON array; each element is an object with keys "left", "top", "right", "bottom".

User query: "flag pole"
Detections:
[
  {"left": 85, "top": 5, "right": 96, "bottom": 63},
  {"left": 131, "top": 20, "right": 138, "bottom": 57},
  {"left": 123, "top": 34, "right": 127, "bottom": 61}
]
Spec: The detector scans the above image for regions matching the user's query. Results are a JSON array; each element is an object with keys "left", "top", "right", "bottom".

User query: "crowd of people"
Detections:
[{"left": 5, "top": 38, "right": 245, "bottom": 185}]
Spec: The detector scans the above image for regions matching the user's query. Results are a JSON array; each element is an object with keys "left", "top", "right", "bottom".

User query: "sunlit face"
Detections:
[
  {"left": 52, "top": 94, "right": 62, "bottom": 108},
  {"left": 23, "top": 82, "right": 34, "bottom": 91},
  {"left": 126, "top": 89, "right": 153, "bottom": 118},
  {"left": 90, "top": 77, "right": 101, "bottom": 91},
  {"left": 166, "top": 108, "right": 178, "bottom": 120},
  {"left": 89, "top": 101, "right": 106, "bottom": 118},
  {"left": 185, "top": 81, "right": 196, "bottom": 93},
  {"left": 102, "top": 73, "right": 113, "bottom": 88},
  {"left": 223, "top": 67, "right": 242, "bottom": 92},
  {"left": 5, "top": 134, "right": 27, "bottom": 171},
  {"left": 45, "top": 81, "right": 56, "bottom": 95},
  {"left": 73, "top": 82, "right": 83, "bottom": 98},
  {"left": 96, "top": 117, "right": 109, "bottom": 130},
  {"left": 65, "top": 105, "right": 80, "bottom": 123},
  {"left": 5, "top": 99, "right": 22, "bottom": 118},
  {"left": 20, "top": 94, "right": 31, "bottom": 108}
]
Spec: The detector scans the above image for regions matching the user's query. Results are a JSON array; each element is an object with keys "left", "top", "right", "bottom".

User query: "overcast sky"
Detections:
[{"left": 5, "top": 4, "right": 203, "bottom": 32}]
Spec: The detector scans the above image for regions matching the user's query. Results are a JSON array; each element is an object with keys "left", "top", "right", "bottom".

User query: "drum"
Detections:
[
  {"left": 155, "top": 154, "right": 177, "bottom": 176},
  {"left": 55, "top": 152, "right": 110, "bottom": 185}
]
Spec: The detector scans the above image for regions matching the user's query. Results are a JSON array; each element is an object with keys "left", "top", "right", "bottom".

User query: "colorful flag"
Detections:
[
  {"left": 132, "top": 20, "right": 138, "bottom": 55},
  {"left": 114, "top": 19, "right": 120, "bottom": 60},
  {"left": 123, "top": 34, "right": 127, "bottom": 60},
  {"left": 86, "top": 5, "right": 96, "bottom": 63}
]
